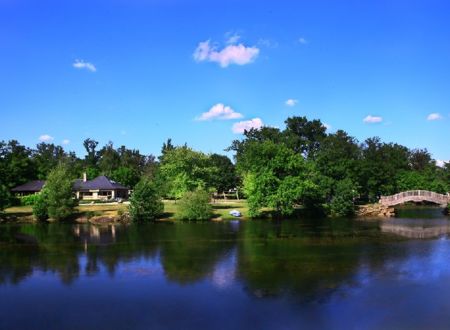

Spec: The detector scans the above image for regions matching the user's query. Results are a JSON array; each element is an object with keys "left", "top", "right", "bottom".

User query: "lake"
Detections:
[{"left": 1, "top": 207, "right": 450, "bottom": 329}]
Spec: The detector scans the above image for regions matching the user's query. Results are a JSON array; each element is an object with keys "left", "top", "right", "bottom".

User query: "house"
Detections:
[
  {"left": 73, "top": 174, "right": 129, "bottom": 201},
  {"left": 11, "top": 174, "right": 130, "bottom": 201},
  {"left": 11, "top": 180, "right": 46, "bottom": 196}
]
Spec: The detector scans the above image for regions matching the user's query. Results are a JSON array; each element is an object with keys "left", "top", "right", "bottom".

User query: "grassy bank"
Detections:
[{"left": 2, "top": 200, "right": 249, "bottom": 223}]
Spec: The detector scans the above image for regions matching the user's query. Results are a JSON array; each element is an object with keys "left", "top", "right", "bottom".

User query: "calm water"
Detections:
[{"left": 1, "top": 208, "right": 450, "bottom": 329}]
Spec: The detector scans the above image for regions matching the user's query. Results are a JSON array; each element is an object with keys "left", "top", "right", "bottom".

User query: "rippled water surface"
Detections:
[{"left": 1, "top": 207, "right": 449, "bottom": 329}]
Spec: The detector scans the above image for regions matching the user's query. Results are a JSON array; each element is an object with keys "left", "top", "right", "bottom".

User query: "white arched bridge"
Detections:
[{"left": 380, "top": 190, "right": 450, "bottom": 207}]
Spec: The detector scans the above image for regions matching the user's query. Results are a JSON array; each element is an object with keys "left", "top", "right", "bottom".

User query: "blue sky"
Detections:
[{"left": 1, "top": 0, "right": 449, "bottom": 162}]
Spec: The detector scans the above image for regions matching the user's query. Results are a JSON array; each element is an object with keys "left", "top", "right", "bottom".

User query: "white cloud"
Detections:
[
  {"left": 232, "top": 118, "right": 264, "bottom": 134},
  {"left": 39, "top": 134, "right": 54, "bottom": 142},
  {"left": 427, "top": 113, "right": 443, "bottom": 121},
  {"left": 285, "top": 99, "right": 298, "bottom": 107},
  {"left": 257, "top": 38, "right": 278, "bottom": 48},
  {"left": 62, "top": 139, "right": 70, "bottom": 145},
  {"left": 197, "top": 103, "right": 243, "bottom": 121},
  {"left": 193, "top": 40, "right": 260, "bottom": 68},
  {"left": 226, "top": 33, "right": 241, "bottom": 44},
  {"left": 323, "top": 123, "right": 332, "bottom": 130},
  {"left": 73, "top": 59, "right": 96, "bottom": 72},
  {"left": 363, "top": 115, "right": 383, "bottom": 124},
  {"left": 298, "top": 37, "right": 308, "bottom": 44},
  {"left": 436, "top": 160, "right": 448, "bottom": 168}
]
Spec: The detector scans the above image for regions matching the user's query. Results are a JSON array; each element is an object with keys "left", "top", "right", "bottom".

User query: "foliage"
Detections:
[
  {"left": 209, "top": 154, "right": 237, "bottom": 193},
  {"left": 0, "top": 184, "right": 11, "bottom": 211},
  {"left": 111, "top": 166, "right": 141, "bottom": 189},
  {"left": 32, "top": 193, "right": 48, "bottom": 221},
  {"left": 159, "top": 146, "right": 219, "bottom": 199},
  {"left": 0, "top": 140, "right": 36, "bottom": 189},
  {"left": 176, "top": 189, "right": 213, "bottom": 221},
  {"left": 42, "top": 164, "right": 78, "bottom": 221},
  {"left": 327, "top": 179, "right": 357, "bottom": 217},
  {"left": 129, "top": 178, "right": 164, "bottom": 222},
  {"left": 33, "top": 143, "right": 67, "bottom": 179},
  {"left": 19, "top": 193, "right": 41, "bottom": 206},
  {"left": 239, "top": 141, "right": 323, "bottom": 217}
]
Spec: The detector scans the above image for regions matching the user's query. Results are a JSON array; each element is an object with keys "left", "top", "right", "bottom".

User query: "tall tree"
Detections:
[
  {"left": 33, "top": 142, "right": 67, "bottom": 179},
  {"left": 284, "top": 116, "right": 327, "bottom": 159},
  {"left": 83, "top": 138, "right": 99, "bottom": 167},
  {"left": 159, "top": 146, "right": 219, "bottom": 199},
  {"left": 0, "top": 140, "right": 36, "bottom": 188}
]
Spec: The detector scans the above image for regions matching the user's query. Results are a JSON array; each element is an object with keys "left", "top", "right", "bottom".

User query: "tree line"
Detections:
[{"left": 0, "top": 116, "right": 449, "bottom": 218}]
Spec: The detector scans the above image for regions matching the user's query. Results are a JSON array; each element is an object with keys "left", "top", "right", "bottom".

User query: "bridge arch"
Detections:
[{"left": 380, "top": 190, "right": 450, "bottom": 207}]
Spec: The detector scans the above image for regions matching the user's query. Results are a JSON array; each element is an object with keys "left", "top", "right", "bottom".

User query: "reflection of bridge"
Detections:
[
  {"left": 380, "top": 190, "right": 450, "bottom": 207},
  {"left": 381, "top": 221, "right": 450, "bottom": 239}
]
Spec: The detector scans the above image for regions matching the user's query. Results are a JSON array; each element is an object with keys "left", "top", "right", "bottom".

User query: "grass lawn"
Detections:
[{"left": 3, "top": 199, "right": 249, "bottom": 222}]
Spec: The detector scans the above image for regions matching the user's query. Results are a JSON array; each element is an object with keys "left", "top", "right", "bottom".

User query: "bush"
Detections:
[
  {"left": 129, "top": 178, "right": 164, "bottom": 222},
  {"left": 176, "top": 189, "right": 212, "bottom": 221},
  {"left": 328, "top": 179, "right": 357, "bottom": 217},
  {"left": 32, "top": 193, "right": 48, "bottom": 221},
  {"left": 20, "top": 194, "right": 41, "bottom": 206},
  {"left": 35, "top": 164, "right": 77, "bottom": 221}
]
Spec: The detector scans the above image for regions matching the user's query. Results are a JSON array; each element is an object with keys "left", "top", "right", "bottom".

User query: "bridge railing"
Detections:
[{"left": 380, "top": 190, "right": 450, "bottom": 205}]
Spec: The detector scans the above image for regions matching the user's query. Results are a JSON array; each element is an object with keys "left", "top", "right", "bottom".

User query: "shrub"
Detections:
[
  {"left": 20, "top": 194, "right": 41, "bottom": 206},
  {"left": 328, "top": 179, "right": 357, "bottom": 217},
  {"left": 37, "top": 164, "right": 78, "bottom": 221},
  {"left": 176, "top": 189, "right": 212, "bottom": 221},
  {"left": 129, "top": 178, "right": 164, "bottom": 222},
  {"left": 32, "top": 193, "right": 48, "bottom": 221}
]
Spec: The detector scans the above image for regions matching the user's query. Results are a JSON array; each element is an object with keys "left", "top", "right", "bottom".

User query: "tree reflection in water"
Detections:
[{"left": 0, "top": 216, "right": 449, "bottom": 302}]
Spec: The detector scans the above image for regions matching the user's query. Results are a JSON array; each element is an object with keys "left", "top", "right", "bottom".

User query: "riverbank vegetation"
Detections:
[{"left": 1, "top": 116, "right": 449, "bottom": 221}]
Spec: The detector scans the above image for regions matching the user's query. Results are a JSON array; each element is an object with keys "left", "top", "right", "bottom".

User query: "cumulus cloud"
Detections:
[
  {"left": 73, "top": 59, "right": 97, "bottom": 72},
  {"left": 62, "top": 139, "right": 70, "bottom": 145},
  {"left": 427, "top": 113, "right": 443, "bottom": 121},
  {"left": 197, "top": 103, "right": 243, "bottom": 121},
  {"left": 436, "top": 160, "right": 448, "bottom": 168},
  {"left": 363, "top": 115, "right": 383, "bottom": 124},
  {"left": 285, "top": 99, "right": 298, "bottom": 107},
  {"left": 232, "top": 118, "right": 264, "bottom": 134},
  {"left": 39, "top": 134, "right": 54, "bottom": 142},
  {"left": 193, "top": 40, "right": 260, "bottom": 68},
  {"left": 298, "top": 37, "right": 308, "bottom": 44},
  {"left": 323, "top": 123, "right": 332, "bottom": 130}
]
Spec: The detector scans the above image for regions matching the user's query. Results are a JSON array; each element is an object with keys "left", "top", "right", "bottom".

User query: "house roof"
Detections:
[
  {"left": 11, "top": 176, "right": 129, "bottom": 193},
  {"left": 11, "top": 180, "right": 46, "bottom": 192},
  {"left": 76, "top": 176, "right": 129, "bottom": 191}
]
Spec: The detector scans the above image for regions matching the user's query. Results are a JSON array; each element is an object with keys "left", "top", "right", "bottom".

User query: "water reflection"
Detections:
[
  {"left": 381, "top": 219, "right": 450, "bottom": 239},
  {"left": 1, "top": 212, "right": 450, "bottom": 328}
]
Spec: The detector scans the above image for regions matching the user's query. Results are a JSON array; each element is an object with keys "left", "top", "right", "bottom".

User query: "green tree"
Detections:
[
  {"left": 176, "top": 189, "right": 212, "bottom": 221},
  {"left": 159, "top": 146, "right": 218, "bottom": 199},
  {"left": 284, "top": 116, "right": 327, "bottom": 159},
  {"left": 358, "top": 137, "right": 409, "bottom": 201},
  {"left": 83, "top": 138, "right": 99, "bottom": 167},
  {"left": 32, "top": 193, "right": 48, "bottom": 221},
  {"left": 239, "top": 141, "right": 323, "bottom": 217},
  {"left": 33, "top": 142, "right": 66, "bottom": 179},
  {"left": 129, "top": 178, "right": 164, "bottom": 222},
  {"left": 111, "top": 166, "right": 141, "bottom": 189},
  {"left": 98, "top": 141, "right": 121, "bottom": 176},
  {"left": 327, "top": 178, "right": 357, "bottom": 217},
  {"left": 42, "top": 164, "right": 77, "bottom": 221},
  {"left": 209, "top": 154, "right": 237, "bottom": 193},
  {"left": 0, "top": 184, "right": 11, "bottom": 212},
  {"left": 0, "top": 140, "right": 36, "bottom": 189}
]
